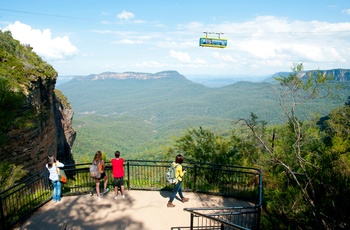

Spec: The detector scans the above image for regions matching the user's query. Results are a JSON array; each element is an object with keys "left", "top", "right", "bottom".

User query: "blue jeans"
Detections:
[
  {"left": 52, "top": 180, "right": 62, "bottom": 202},
  {"left": 169, "top": 181, "right": 184, "bottom": 202}
]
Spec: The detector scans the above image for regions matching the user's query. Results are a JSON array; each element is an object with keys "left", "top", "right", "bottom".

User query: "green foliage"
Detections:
[
  {"left": 0, "top": 162, "right": 28, "bottom": 191},
  {"left": 0, "top": 30, "right": 58, "bottom": 147},
  {"left": 0, "top": 30, "right": 57, "bottom": 86},
  {"left": 167, "top": 127, "right": 242, "bottom": 165},
  {"left": 54, "top": 89, "right": 72, "bottom": 109},
  {"left": 166, "top": 63, "right": 349, "bottom": 228},
  {"left": 0, "top": 77, "right": 25, "bottom": 144},
  {"left": 239, "top": 63, "right": 350, "bottom": 229},
  {"left": 310, "top": 104, "right": 350, "bottom": 228},
  {"left": 57, "top": 66, "right": 349, "bottom": 164}
]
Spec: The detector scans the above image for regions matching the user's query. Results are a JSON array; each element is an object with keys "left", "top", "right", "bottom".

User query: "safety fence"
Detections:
[{"left": 0, "top": 160, "right": 262, "bottom": 229}]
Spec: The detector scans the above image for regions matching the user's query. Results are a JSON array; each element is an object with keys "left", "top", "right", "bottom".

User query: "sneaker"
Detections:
[
  {"left": 113, "top": 196, "right": 118, "bottom": 200},
  {"left": 98, "top": 195, "right": 102, "bottom": 199},
  {"left": 167, "top": 202, "right": 175, "bottom": 208},
  {"left": 103, "top": 188, "right": 109, "bottom": 194},
  {"left": 122, "top": 195, "right": 125, "bottom": 199}
]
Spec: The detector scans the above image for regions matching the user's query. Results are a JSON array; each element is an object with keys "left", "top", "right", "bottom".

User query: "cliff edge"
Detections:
[{"left": 0, "top": 30, "right": 75, "bottom": 173}]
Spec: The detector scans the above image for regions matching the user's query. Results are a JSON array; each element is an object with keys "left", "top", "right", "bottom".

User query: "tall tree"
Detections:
[
  {"left": 238, "top": 63, "right": 348, "bottom": 229},
  {"left": 167, "top": 127, "right": 242, "bottom": 165}
]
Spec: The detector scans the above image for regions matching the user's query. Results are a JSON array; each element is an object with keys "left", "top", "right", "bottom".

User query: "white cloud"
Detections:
[
  {"left": 4, "top": 21, "right": 78, "bottom": 60},
  {"left": 117, "top": 10, "right": 135, "bottom": 20},
  {"left": 212, "top": 52, "right": 236, "bottom": 62},
  {"left": 207, "top": 16, "right": 350, "bottom": 70},
  {"left": 342, "top": 9, "right": 350, "bottom": 15},
  {"left": 169, "top": 50, "right": 191, "bottom": 63},
  {"left": 168, "top": 15, "right": 350, "bottom": 76},
  {"left": 112, "top": 39, "right": 144, "bottom": 45},
  {"left": 90, "top": 15, "right": 350, "bottom": 75},
  {"left": 192, "top": 58, "right": 207, "bottom": 64},
  {"left": 135, "top": 61, "right": 164, "bottom": 68}
]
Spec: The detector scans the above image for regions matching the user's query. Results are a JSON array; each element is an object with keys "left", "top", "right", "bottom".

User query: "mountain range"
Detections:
[{"left": 57, "top": 69, "right": 349, "bottom": 160}]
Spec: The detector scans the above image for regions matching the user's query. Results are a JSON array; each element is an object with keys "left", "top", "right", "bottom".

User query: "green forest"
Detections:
[
  {"left": 57, "top": 67, "right": 349, "bottom": 164},
  {"left": 163, "top": 65, "right": 350, "bottom": 229}
]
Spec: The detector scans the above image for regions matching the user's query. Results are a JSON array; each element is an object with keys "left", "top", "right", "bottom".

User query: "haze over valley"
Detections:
[{"left": 57, "top": 69, "right": 350, "bottom": 161}]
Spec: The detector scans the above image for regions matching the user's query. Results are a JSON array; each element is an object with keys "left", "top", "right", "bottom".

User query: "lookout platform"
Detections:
[{"left": 14, "top": 190, "right": 251, "bottom": 230}]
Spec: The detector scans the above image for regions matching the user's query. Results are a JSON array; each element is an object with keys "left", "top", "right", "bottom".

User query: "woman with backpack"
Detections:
[
  {"left": 93, "top": 150, "right": 109, "bottom": 199},
  {"left": 167, "top": 154, "right": 189, "bottom": 207},
  {"left": 46, "top": 155, "right": 64, "bottom": 203}
]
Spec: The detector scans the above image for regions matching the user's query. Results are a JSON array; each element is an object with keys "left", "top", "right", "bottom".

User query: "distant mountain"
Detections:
[
  {"left": 264, "top": 68, "right": 350, "bottom": 83},
  {"left": 74, "top": 70, "right": 186, "bottom": 81},
  {"left": 187, "top": 75, "right": 271, "bottom": 87},
  {"left": 57, "top": 69, "right": 349, "bottom": 160},
  {"left": 58, "top": 70, "right": 349, "bottom": 123}
]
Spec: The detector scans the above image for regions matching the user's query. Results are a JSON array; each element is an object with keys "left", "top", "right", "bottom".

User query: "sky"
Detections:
[{"left": 1, "top": 0, "right": 350, "bottom": 80}]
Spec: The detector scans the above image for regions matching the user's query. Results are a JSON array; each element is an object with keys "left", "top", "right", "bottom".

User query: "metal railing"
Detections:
[
  {"left": 182, "top": 206, "right": 261, "bottom": 230},
  {"left": 181, "top": 163, "right": 263, "bottom": 230},
  {"left": 0, "top": 160, "right": 262, "bottom": 229}
]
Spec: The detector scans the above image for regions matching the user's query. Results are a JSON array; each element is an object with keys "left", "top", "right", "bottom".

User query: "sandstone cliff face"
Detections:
[
  {"left": 0, "top": 77, "right": 76, "bottom": 173},
  {"left": 0, "top": 31, "right": 75, "bottom": 174},
  {"left": 54, "top": 90, "right": 76, "bottom": 166}
]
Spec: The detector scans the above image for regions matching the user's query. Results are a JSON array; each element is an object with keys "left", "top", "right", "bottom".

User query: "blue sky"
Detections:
[{"left": 1, "top": 0, "right": 350, "bottom": 80}]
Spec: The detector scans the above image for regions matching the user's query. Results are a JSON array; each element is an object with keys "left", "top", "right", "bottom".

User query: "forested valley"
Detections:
[{"left": 57, "top": 64, "right": 350, "bottom": 229}]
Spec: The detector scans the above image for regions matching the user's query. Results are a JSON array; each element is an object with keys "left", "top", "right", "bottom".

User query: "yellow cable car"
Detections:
[{"left": 199, "top": 32, "right": 227, "bottom": 48}]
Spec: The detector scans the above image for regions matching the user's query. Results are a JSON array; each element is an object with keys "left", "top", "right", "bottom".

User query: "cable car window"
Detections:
[{"left": 199, "top": 37, "right": 227, "bottom": 48}]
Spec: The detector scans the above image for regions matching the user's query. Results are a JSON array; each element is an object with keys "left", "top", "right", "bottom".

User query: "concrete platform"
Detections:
[{"left": 14, "top": 190, "right": 250, "bottom": 230}]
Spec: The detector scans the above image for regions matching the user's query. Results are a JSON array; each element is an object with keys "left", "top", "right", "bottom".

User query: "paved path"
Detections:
[{"left": 14, "top": 190, "right": 250, "bottom": 230}]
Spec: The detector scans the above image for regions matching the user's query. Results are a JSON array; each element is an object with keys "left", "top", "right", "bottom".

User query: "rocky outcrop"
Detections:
[
  {"left": 269, "top": 69, "right": 350, "bottom": 82},
  {"left": 54, "top": 90, "right": 76, "bottom": 165},
  {"left": 0, "top": 77, "right": 76, "bottom": 173},
  {"left": 0, "top": 31, "right": 75, "bottom": 174},
  {"left": 75, "top": 70, "right": 186, "bottom": 81}
]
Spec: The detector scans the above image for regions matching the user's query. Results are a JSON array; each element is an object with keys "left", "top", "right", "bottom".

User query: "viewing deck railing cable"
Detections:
[{"left": 0, "top": 160, "right": 262, "bottom": 229}]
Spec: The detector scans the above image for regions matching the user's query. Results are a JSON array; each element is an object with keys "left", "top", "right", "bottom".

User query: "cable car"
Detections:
[{"left": 199, "top": 32, "right": 227, "bottom": 48}]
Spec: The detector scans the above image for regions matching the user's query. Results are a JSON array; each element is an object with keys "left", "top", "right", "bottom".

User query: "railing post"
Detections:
[
  {"left": 190, "top": 213, "right": 194, "bottom": 230},
  {"left": 193, "top": 164, "right": 197, "bottom": 192},
  {"left": 127, "top": 161, "right": 130, "bottom": 190}
]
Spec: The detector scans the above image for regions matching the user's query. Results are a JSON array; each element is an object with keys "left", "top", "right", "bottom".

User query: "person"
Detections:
[
  {"left": 167, "top": 154, "right": 189, "bottom": 207},
  {"left": 111, "top": 150, "right": 125, "bottom": 199},
  {"left": 93, "top": 150, "right": 109, "bottom": 199},
  {"left": 46, "top": 155, "right": 64, "bottom": 203}
]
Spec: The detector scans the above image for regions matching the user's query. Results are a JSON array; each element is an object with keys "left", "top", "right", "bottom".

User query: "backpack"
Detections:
[
  {"left": 166, "top": 163, "right": 179, "bottom": 184},
  {"left": 90, "top": 161, "right": 101, "bottom": 179}
]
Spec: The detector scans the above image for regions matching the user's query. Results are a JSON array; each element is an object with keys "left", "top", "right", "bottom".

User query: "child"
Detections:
[{"left": 111, "top": 150, "right": 125, "bottom": 199}]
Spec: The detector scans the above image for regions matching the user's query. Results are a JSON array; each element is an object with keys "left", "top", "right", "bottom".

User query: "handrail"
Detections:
[
  {"left": 183, "top": 167, "right": 263, "bottom": 230},
  {"left": 0, "top": 160, "right": 262, "bottom": 229}
]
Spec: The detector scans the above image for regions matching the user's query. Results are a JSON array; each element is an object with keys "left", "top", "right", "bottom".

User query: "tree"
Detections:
[
  {"left": 238, "top": 63, "right": 348, "bottom": 229},
  {"left": 0, "top": 162, "right": 28, "bottom": 192},
  {"left": 167, "top": 127, "right": 242, "bottom": 165},
  {"left": 313, "top": 103, "right": 350, "bottom": 228}
]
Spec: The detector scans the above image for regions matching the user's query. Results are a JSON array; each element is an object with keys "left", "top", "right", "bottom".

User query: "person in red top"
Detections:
[{"left": 111, "top": 150, "right": 125, "bottom": 199}]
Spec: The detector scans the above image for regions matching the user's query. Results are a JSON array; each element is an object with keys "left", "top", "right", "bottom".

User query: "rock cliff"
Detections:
[
  {"left": 75, "top": 70, "right": 186, "bottom": 81},
  {"left": 0, "top": 30, "right": 75, "bottom": 173}
]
